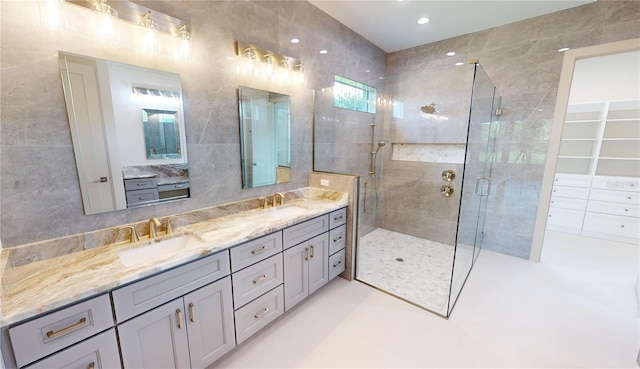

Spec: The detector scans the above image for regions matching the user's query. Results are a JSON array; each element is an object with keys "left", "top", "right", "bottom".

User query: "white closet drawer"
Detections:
[
  {"left": 329, "top": 249, "right": 346, "bottom": 280},
  {"left": 553, "top": 174, "right": 591, "bottom": 188},
  {"left": 583, "top": 212, "right": 640, "bottom": 239},
  {"left": 591, "top": 176, "right": 640, "bottom": 192},
  {"left": 589, "top": 189, "right": 640, "bottom": 204},
  {"left": 550, "top": 196, "right": 587, "bottom": 211},
  {"left": 230, "top": 231, "right": 282, "bottom": 272},
  {"left": 8, "top": 294, "right": 113, "bottom": 368},
  {"left": 547, "top": 208, "right": 584, "bottom": 230},
  {"left": 329, "top": 208, "right": 347, "bottom": 229},
  {"left": 234, "top": 285, "right": 284, "bottom": 344},
  {"left": 551, "top": 186, "right": 590, "bottom": 199},
  {"left": 112, "top": 251, "right": 230, "bottom": 323},
  {"left": 587, "top": 200, "right": 640, "bottom": 217},
  {"left": 24, "top": 329, "right": 121, "bottom": 369},
  {"left": 283, "top": 214, "right": 329, "bottom": 249},
  {"left": 329, "top": 225, "right": 346, "bottom": 255},
  {"left": 232, "top": 254, "right": 283, "bottom": 309}
]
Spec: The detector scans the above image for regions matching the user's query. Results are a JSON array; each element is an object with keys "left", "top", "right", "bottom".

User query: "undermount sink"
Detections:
[
  {"left": 263, "top": 205, "right": 311, "bottom": 219},
  {"left": 117, "top": 234, "right": 204, "bottom": 267}
]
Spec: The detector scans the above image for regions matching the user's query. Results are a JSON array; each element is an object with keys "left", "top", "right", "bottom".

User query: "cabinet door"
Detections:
[
  {"left": 283, "top": 242, "right": 309, "bottom": 311},
  {"left": 307, "top": 233, "right": 329, "bottom": 295},
  {"left": 183, "top": 277, "right": 236, "bottom": 369},
  {"left": 119, "top": 299, "right": 190, "bottom": 369}
]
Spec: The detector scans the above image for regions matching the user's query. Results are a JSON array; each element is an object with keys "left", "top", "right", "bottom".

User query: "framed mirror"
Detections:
[
  {"left": 238, "top": 86, "right": 291, "bottom": 188},
  {"left": 59, "top": 51, "right": 190, "bottom": 214}
]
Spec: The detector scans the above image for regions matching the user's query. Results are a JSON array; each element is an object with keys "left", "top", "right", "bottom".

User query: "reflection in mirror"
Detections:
[
  {"left": 238, "top": 86, "right": 291, "bottom": 188},
  {"left": 58, "top": 51, "right": 190, "bottom": 214},
  {"left": 142, "top": 109, "right": 182, "bottom": 159}
]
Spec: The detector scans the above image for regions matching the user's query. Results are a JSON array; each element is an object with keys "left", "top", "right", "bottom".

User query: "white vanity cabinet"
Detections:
[
  {"left": 114, "top": 251, "right": 235, "bottom": 369},
  {"left": 283, "top": 233, "right": 329, "bottom": 311}
]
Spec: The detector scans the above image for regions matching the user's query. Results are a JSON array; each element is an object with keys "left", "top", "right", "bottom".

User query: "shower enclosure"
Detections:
[{"left": 313, "top": 62, "right": 500, "bottom": 317}]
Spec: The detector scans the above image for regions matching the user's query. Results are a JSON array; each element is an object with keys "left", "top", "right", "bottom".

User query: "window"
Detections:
[{"left": 333, "top": 75, "right": 377, "bottom": 113}]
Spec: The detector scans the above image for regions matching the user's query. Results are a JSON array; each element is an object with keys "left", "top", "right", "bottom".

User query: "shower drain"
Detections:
[{"left": 395, "top": 257, "right": 404, "bottom": 262}]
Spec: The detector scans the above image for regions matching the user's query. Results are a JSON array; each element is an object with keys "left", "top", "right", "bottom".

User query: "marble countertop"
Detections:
[{"left": 0, "top": 188, "right": 347, "bottom": 326}]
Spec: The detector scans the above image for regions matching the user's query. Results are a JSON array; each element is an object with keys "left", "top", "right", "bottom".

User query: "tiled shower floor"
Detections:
[{"left": 357, "top": 228, "right": 457, "bottom": 315}]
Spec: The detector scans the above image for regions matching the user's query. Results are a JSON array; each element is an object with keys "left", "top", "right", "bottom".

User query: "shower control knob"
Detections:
[
  {"left": 441, "top": 185, "right": 454, "bottom": 197},
  {"left": 441, "top": 170, "right": 456, "bottom": 182}
]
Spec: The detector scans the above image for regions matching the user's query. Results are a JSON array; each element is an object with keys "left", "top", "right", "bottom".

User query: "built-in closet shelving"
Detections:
[{"left": 548, "top": 100, "right": 640, "bottom": 244}]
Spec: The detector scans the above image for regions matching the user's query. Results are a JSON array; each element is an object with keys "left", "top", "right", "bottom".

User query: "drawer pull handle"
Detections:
[
  {"left": 333, "top": 236, "right": 343, "bottom": 243},
  {"left": 137, "top": 183, "right": 146, "bottom": 186},
  {"left": 46, "top": 317, "right": 86, "bottom": 339},
  {"left": 333, "top": 260, "right": 342, "bottom": 268},
  {"left": 304, "top": 247, "right": 309, "bottom": 261},
  {"left": 189, "top": 303, "right": 196, "bottom": 323},
  {"left": 251, "top": 246, "right": 268, "bottom": 255},
  {"left": 139, "top": 196, "right": 150, "bottom": 200},
  {"left": 87, "top": 363, "right": 95, "bottom": 369},
  {"left": 254, "top": 307, "right": 269, "bottom": 319},
  {"left": 253, "top": 274, "right": 268, "bottom": 284},
  {"left": 333, "top": 215, "right": 343, "bottom": 221},
  {"left": 310, "top": 245, "right": 315, "bottom": 258},
  {"left": 176, "top": 309, "right": 184, "bottom": 329}
]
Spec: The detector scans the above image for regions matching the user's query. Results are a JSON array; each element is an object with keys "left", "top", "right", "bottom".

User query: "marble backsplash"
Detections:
[{"left": 1, "top": 188, "right": 330, "bottom": 268}]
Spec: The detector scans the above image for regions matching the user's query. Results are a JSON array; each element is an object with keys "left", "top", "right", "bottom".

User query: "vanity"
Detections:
[{"left": 0, "top": 188, "right": 348, "bottom": 369}]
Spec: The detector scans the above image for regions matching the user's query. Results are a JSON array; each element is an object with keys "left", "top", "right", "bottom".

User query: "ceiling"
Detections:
[{"left": 308, "top": 1, "right": 596, "bottom": 53}]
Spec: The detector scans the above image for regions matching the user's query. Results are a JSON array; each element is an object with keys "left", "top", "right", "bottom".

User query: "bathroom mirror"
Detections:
[
  {"left": 59, "top": 51, "right": 189, "bottom": 215},
  {"left": 142, "top": 108, "right": 182, "bottom": 159},
  {"left": 238, "top": 86, "right": 291, "bottom": 188}
]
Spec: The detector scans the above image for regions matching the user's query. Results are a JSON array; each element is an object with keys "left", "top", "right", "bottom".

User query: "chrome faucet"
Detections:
[
  {"left": 121, "top": 226, "right": 139, "bottom": 243},
  {"left": 149, "top": 217, "right": 161, "bottom": 238},
  {"left": 272, "top": 192, "right": 285, "bottom": 207}
]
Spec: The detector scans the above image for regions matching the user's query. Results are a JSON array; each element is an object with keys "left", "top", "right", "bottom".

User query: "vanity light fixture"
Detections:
[
  {"left": 139, "top": 10, "right": 159, "bottom": 30},
  {"left": 235, "top": 40, "right": 304, "bottom": 85},
  {"left": 176, "top": 25, "right": 191, "bottom": 40}
]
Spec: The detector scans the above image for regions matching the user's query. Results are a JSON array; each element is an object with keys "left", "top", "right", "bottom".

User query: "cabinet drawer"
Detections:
[
  {"left": 283, "top": 214, "right": 329, "bottom": 249},
  {"left": 232, "top": 254, "right": 284, "bottom": 309},
  {"left": 583, "top": 212, "right": 640, "bottom": 239},
  {"left": 234, "top": 285, "right": 284, "bottom": 344},
  {"left": 588, "top": 200, "right": 640, "bottom": 217},
  {"left": 230, "top": 231, "right": 282, "bottom": 272},
  {"left": 126, "top": 188, "right": 159, "bottom": 206},
  {"left": 157, "top": 181, "right": 190, "bottom": 192},
  {"left": 553, "top": 174, "right": 591, "bottom": 188},
  {"left": 124, "top": 178, "right": 156, "bottom": 190},
  {"left": 550, "top": 196, "right": 587, "bottom": 211},
  {"left": 24, "top": 328, "right": 121, "bottom": 369},
  {"left": 329, "top": 208, "right": 347, "bottom": 229},
  {"left": 329, "top": 249, "right": 346, "bottom": 280},
  {"left": 547, "top": 208, "right": 584, "bottom": 230},
  {"left": 551, "top": 186, "right": 590, "bottom": 199},
  {"left": 9, "top": 294, "right": 113, "bottom": 368},
  {"left": 590, "top": 189, "right": 640, "bottom": 204},
  {"left": 591, "top": 176, "right": 640, "bottom": 192},
  {"left": 112, "top": 251, "right": 230, "bottom": 323},
  {"left": 329, "top": 225, "right": 346, "bottom": 255}
]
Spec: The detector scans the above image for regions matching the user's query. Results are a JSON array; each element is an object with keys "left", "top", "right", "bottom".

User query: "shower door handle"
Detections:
[{"left": 475, "top": 177, "right": 492, "bottom": 196}]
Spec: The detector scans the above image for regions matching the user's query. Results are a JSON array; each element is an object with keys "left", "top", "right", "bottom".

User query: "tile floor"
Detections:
[{"left": 212, "top": 230, "right": 640, "bottom": 368}]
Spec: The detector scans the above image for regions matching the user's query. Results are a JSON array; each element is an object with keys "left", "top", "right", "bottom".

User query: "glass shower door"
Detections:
[{"left": 448, "top": 62, "right": 499, "bottom": 315}]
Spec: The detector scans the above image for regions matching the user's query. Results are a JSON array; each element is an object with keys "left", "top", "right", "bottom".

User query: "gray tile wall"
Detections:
[
  {"left": 0, "top": 1, "right": 386, "bottom": 247},
  {"left": 383, "top": 1, "right": 640, "bottom": 258}
]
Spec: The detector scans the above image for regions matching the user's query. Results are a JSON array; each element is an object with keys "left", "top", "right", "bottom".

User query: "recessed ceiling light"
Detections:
[
  {"left": 378, "top": 76, "right": 386, "bottom": 80},
  {"left": 455, "top": 62, "right": 464, "bottom": 66},
  {"left": 365, "top": 69, "right": 371, "bottom": 73},
  {"left": 417, "top": 17, "right": 429, "bottom": 25},
  {"left": 291, "top": 38, "right": 300, "bottom": 44},
  {"left": 446, "top": 52, "right": 456, "bottom": 56},
  {"left": 319, "top": 49, "right": 328, "bottom": 54},
  {"left": 558, "top": 47, "right": 570, "bottom": 52},
  {"left": 226, "top": 56, "right": 234, "bottom": 60}
]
